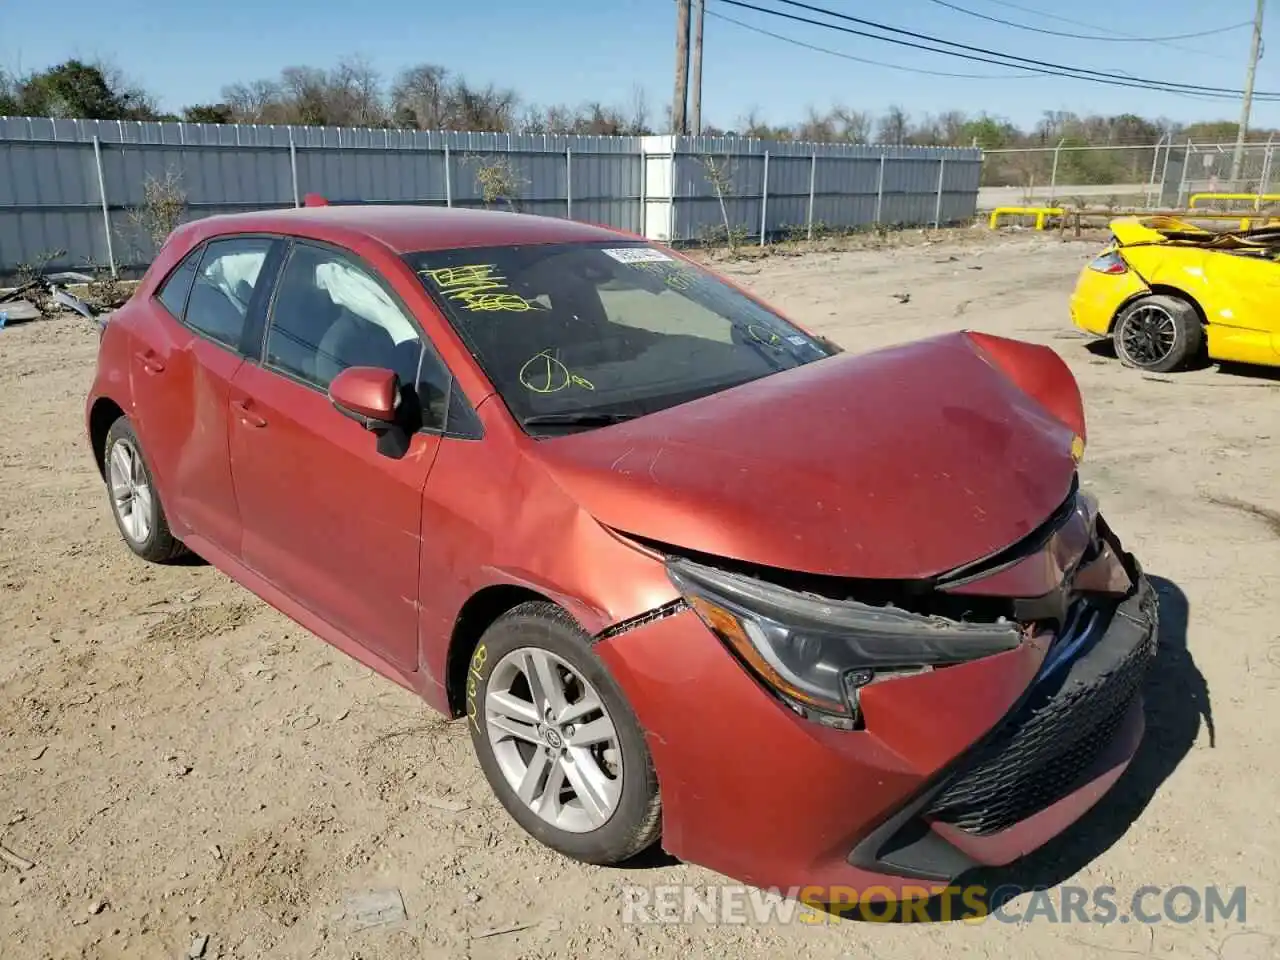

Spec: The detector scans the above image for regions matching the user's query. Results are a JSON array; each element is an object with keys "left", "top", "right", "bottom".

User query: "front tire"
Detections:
[
  {"left": 466, "top": 602, "right": 662, "bottom": 865},
  {"left": 102, "top": 417, "right": 187, "bottom": 563},
  {"left": 1113, "top": 294, "right": 1203, "bottom": 373}
]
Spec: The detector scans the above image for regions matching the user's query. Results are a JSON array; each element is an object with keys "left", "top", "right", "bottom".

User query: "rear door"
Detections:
[
  {"left": 129, "top": 235, "right": 283, "bottom": 555},
  {"left": 227, "top": 240, "right": 447, "bottom": 673}
]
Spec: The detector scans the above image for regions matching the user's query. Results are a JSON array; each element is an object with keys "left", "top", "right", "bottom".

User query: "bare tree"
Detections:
[
  {"left": 627, "top": 85, "right": 651, "bottom": 135},
  {"left": 831, "top": 106, "right": 872, "bottom": 143},
  {"left": 467, "top": 155, "right": 528, "bottom": 211},
  {"left": 328, "top": 56, "right": 385, "bottom": 126},
  {"left": 123, "top": 169, "right": 188, "bottom": 260},
  {"left": 876, "top": 106, "right": 910, "bottom": 145},
  {"left": 446, "top": 78, "right": 518, "bottom": 132},
  {"left": 221, "top": 79, "right": 284, "bottom": 123},
  {"left": 795, "top": 107, "right": 836, "bottom": 143},
  {"left": 701, "top": 154, "right": 740, "bottom": 253},
  {"left": 390, "top": 64, "right": 447, "bottom": 129}
]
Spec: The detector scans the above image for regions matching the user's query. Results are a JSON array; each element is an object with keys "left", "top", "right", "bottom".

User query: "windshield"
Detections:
[{"left": 406, "top": 242, "right": 833, "bottom": 432}]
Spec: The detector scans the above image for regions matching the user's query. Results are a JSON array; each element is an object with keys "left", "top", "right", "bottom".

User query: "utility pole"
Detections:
[
  {"left": 1230, "top": 0, "right": 1266, "bottom": 185},
  {"left": 673, "top": 0, "right": 691, "bottom": 135},
  {"left": 690, "top": 0, "right": 705, "bottom": 136}
]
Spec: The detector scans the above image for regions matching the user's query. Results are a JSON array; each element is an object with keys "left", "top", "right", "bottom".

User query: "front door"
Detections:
[{"left": 228, "top": 241, "right": 444, "bottom": 673}]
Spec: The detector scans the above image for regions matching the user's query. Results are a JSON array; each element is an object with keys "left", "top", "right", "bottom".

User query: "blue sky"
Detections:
[{"left": 6, "top": 0, "right": 1279, "bottom": 130}]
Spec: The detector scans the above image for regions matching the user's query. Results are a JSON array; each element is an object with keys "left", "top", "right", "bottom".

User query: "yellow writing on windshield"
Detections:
[
  {"left": 519, "top": 350, "right": 595, "bottom": 393},
  {"left": 747, "top": 323, "right": 782, "bottom": 346},
  {"left": 422, "top": 264, "right": 546, "bottom": 312},
  {"left": 630, "top": 261, "right": 696, "bottom": 292}
]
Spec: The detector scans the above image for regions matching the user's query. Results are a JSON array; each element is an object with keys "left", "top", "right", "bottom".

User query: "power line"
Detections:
[
  {"left": 951, "top": 0, "right": 1239, "bottom": 62},
  {"left": 767, "top": 0, "right": 1274, "bottom": 96},
  {"left": 715, "top": 0, "right": 1280, "bottom": 100},
  {"left": 707, "top": 7, "right": 1040, "bottom": 79},
  {"left": 970, "top": 0, "right": 1222, "bottom": 35},
  {"left": 920, "top": 0, "right": 1251, "bottom": 43}
]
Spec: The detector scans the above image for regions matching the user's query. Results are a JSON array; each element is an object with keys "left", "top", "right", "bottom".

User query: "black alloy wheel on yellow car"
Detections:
[{"left": 1112, "top": 294, "right": 1204, "bottom": 374}]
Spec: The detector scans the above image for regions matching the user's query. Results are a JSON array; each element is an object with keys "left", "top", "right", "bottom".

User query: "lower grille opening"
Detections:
[{"left": 923, "top": 600, "right": 1155, "bottom": 836}]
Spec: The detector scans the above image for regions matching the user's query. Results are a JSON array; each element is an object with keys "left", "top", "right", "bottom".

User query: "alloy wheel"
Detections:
[
  {"left": 1117, "top": 303, "right": 1177, "bottom": 368},
  {"left": 108, "top": 438, "right": 153, "bottom": 544},
  {"left": 483, "top": 646, "right": 623, "bottom": 833}
]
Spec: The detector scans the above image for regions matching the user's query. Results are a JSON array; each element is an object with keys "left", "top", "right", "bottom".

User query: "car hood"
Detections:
[{"left": 534, "top": 331, "right": 1080, "bottom": 580}]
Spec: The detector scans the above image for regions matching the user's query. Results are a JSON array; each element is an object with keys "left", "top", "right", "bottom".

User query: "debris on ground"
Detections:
[
  {"left": 0, "top": 269, "right": 132, "bottom": 325},
  {"left": 0, "top": 277, "right": 97, "bottom": 324},
  {"left": 471, "top": 918, "right": 560, "bottom": 940},
  {"left": 188, "top": 933, "right": 209, "bottom": 958},
  {"left": 51, "top": 287, "right": 95, "bottom": 320},
  {"left": 422, "top": 796, "right": 469, "bottom": 813},
  {"left": 335, "top": 889, "right": 407, "bottom": 932},
  {"left": 0, "top": 301, "right": 42, "bottom": 325},
  {"left": 0, "top": 843, "right": 35, "bottom": 871}
]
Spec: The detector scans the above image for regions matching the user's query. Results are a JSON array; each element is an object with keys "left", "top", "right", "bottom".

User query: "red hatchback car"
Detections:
[{"left": 86, "top": 204, "right": 1158, "bottom": 896}]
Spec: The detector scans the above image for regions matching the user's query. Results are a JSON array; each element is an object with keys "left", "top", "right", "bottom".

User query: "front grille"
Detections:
[{"left": 923, "top": 600, "right": 1155, "bottom": 836}]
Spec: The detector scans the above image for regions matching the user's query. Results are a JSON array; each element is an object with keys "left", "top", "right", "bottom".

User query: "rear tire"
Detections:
[
  {"left": 466, "top": 602, "right": 662, "bottom": 865},
  {"left": 1112, "top": 294, "right": 1203, "bottom": 373},
  {"left": 102, "top": 417, "right": 187, "bottom": 563}
]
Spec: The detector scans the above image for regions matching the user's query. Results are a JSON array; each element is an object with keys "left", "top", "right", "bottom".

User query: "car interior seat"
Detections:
[
  {"left": 186, "top": 273, "right": 249, "bottom": 347},
  {"left": 266, "top": 272, "right": 339, "bottom": 383},
  {"left": 314, "top": 307, "right": 400, "bottom": 387}
]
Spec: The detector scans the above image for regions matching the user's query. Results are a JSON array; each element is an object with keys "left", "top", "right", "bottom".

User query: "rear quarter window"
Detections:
[{"left": 156, "top": 250, "right": 201, "bottom": 318}]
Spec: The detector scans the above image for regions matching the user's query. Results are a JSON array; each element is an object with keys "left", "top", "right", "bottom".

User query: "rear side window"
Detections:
[
  {"left": 156, "top": 250, "right": 200, "bottom": 318},
  {"left": 185, "top": 237, "right": 273, "bottom": 350}
]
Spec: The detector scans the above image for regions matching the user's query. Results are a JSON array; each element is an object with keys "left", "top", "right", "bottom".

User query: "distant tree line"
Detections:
[{"left": 3, "top": 58, "right": 1274, "bottom": 188}]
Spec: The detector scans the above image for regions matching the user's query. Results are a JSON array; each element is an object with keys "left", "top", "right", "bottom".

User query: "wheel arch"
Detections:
[
  {"left": 445, "top": 584, "right": 554, "bottom": 718},
  {"left": 88, "top": 397, "right": 128, "bottom": 479},
  {"left": 1110, "top": 285, "right": 1207, "bottom": 334}
]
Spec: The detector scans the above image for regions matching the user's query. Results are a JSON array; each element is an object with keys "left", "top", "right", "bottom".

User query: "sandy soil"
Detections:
[{"left": 2, "top": 229, "right": 1279, "bottom": 960}]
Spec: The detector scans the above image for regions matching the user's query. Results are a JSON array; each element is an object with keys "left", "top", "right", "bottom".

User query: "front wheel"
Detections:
[
  {"left": 465, "top": 602, "right": 662, "bottom": 865},
  {"left": 1113, "top": 294, "right": 1203, "bottom": 373}
]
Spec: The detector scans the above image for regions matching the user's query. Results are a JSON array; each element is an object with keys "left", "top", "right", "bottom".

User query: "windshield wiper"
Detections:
[{"left": 522, "top": 412, "right": 638, "bottom": 427}]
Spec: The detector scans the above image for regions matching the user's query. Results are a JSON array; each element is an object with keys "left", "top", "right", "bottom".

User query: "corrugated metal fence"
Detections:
[{"left": 0, "top": 117, "right": 983, "bottom": 277}]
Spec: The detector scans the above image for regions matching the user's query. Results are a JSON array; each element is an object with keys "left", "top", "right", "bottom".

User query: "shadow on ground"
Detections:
[
  {"left": 820, "top": 574, "right": 1210, "bottom": 923},
  {"left": 1216, "top": 361, "right": 1280, "bottom": 383}
]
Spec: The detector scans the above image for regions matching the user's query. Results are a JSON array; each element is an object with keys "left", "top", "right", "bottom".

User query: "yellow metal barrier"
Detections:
[
  {"left": 1188, "top": 192, "right": 1280, "bottom": 210},
  {"left": 1177, "top": 211, "right": 1280, "bottom": 229},
  {"left": 988, "top": 206, "right": 1064, "bottom": 230}
]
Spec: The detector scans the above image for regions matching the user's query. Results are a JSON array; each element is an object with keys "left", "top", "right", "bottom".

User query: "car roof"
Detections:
[{"left": 177, "top": 204, "right": 638, "bottom": 255}]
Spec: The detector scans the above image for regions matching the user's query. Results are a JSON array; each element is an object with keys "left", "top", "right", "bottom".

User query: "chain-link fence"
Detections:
[{"left": 978, "top": 137, "right": 1280, "bottom": 210}]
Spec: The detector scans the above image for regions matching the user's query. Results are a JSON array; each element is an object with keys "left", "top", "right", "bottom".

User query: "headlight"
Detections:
[{"left": 666, "top": 558, "right": 1022, "bottom": 729}]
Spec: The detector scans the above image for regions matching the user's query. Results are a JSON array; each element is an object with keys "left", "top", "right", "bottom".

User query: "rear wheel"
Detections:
[
  {"left": 466, "top": 602, "right": 662, "bottom": 865},
  {"left": 1113, "top": 294, "right": 1203, "bottom": 373},
  {"left": 103, "top": 417, "right": 187, "bottom": 563}
]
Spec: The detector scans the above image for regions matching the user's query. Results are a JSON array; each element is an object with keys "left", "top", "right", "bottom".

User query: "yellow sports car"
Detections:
[{"left": 1070, "top": 215, "right": 1280, "bottom": 373}]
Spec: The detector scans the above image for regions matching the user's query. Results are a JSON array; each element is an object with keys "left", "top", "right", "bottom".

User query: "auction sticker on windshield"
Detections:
[{"left": 602, "top": 247, "right": 674, "bottom": 263}]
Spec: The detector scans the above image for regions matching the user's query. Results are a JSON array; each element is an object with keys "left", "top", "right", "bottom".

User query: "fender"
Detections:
[{"left": 964, "top": 331, "right": 1087, "bottom": 446}]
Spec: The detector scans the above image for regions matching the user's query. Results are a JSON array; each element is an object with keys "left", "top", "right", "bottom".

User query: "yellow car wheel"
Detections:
[{"left": 1113, "top": 294, "right": 1204, "bottom": 374}]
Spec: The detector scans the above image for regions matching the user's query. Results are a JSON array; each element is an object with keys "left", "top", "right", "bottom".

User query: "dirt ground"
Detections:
[{"left": 2, "top": 229, "right": 1279, "bottom": 960}]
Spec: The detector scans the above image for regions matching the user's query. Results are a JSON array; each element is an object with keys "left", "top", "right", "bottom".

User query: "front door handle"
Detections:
[
  {"left": 134, "top": 350, "right": 165, "bottom": 374},
  {"left": 231, "top": 399, "right": 267, "bottom": 428}
]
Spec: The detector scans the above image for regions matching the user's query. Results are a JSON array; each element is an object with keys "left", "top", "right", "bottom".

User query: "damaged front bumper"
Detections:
[
  {"left": 594, "top": 525, "right": 1159, "bottom": 893},
  {"left": 852, "top": 561, "right": 1157, "bottom": 881}
]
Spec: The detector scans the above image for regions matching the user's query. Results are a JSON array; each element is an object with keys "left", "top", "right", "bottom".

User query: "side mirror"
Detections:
[{"left": 328, "top": 366, "right": 400, "bottom": 431}]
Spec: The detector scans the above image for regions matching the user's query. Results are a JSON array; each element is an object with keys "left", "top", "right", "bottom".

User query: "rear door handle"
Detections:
[
  {"left": 231, "top": 399, "right": 267, "bottom": 428},
  {"left": 134, "top": 350, "right": 165, "bottom": 374}
]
